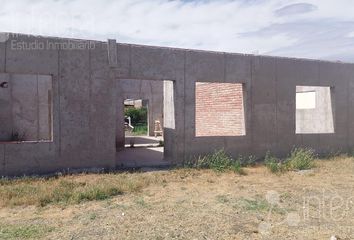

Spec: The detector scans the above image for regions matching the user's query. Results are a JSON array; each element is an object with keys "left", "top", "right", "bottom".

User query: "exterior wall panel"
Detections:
[{"left": 0, "top": 33, "right": 354, "bottom": 176}]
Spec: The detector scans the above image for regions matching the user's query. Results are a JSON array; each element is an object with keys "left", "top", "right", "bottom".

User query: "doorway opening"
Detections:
[
  {"left": 116, "top": 79, "right": 175, "bottom": 168},
  {"left": 124, "top": 98, "right": 163, "bottom": 148}
]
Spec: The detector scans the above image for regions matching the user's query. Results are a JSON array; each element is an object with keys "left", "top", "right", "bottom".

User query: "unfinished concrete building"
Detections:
[{"left": 1, "top": 33, "right": 354, "bottom": 176}]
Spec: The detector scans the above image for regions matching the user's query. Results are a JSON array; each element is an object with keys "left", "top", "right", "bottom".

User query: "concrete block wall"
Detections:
[{"left": 1, "top": 32, "right": 354, "bottom": 176}]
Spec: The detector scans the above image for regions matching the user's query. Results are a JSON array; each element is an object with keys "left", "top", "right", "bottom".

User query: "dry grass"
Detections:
[
  {"left": 1, "top": 156, "right": 354, "bottom": 239},
  {"left": 0, "top": 224, "right": 54, "bottom": 239},
  {"left": 0, "top": 173, "right": 158, "bottom": 207}
]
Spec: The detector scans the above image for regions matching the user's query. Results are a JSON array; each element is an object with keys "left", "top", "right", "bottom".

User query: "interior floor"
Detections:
[
  {"left": 116, "top": 146, "right": 168, "bottom": 168},
  {"left": 116, "top": 135, "right": 168, "bottom": 168},
  {"left": 124, "top": 135, "right": 163, "bottom": 147}
]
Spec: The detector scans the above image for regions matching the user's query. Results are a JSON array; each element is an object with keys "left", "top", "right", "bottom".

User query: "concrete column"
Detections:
[
  {"left": 38, "top": 75, "right": 53, "bottom": 140},
  {"left": 116, "top": 94, "right": 125, "bottom": 150}
]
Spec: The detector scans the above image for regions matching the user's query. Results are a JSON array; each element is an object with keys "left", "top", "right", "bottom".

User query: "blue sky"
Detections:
[{"left": 0, "top": 0, "right": 353, "bottom": 62}]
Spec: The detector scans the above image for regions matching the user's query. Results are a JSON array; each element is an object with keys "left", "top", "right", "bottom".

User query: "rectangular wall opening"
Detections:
[
  {"left": 296, "top": 86, "right": 334, "bottom": 134},
  {"left": 0, "top": 73, "right": 53, "bottom": 143},
  {"left": 116, "top": 79, "right": 175, "bottom": 168},
  {"left": 124, "top": 99, "right": 149, "bottom": 138},
  {"left": 123, "top": 97, "right": 165, "bottom": 150},
  {"left": 195, "top": 82, "right": 246, "bottom": 137}
]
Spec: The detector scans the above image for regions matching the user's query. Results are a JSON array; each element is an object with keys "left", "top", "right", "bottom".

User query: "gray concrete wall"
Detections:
[
  {"left": 11, "top": 74, "right": 38, "bottom": 141},
  {"left": 0, "top": 73, "right": 11, "bottom": 141},
  {"left": 1, "top": 33, "right": 354, "bottom": 176},
  {"left": 0, "top": 34, "right": 116, "bottom": 176},
  {"left": 115, "top": 44, "right": 185, "bottom": 164}
]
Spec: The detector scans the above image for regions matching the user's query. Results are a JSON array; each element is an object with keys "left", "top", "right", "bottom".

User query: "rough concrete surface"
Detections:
[{"left": 1, "top": 32, "right": 354, "bottom": 176}]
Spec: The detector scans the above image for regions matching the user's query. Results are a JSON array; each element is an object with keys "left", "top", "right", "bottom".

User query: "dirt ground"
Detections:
[{"left": 1, "top": 156, "right": 354, "bottom": 239}]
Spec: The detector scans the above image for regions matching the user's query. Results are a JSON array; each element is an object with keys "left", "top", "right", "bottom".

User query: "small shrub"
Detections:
[
  {"left": 132, "top": 124, "right": 148, "bottom": 135},
  {"left": 237, "top": 155, "right": 257, "bottom": 167},
  {"left": 216, "top": 194, "right": 230, "bottom": 204},
  {"left": 76, "top": 188, "right": 108, "bottom": 202},
  {"left": 264, "top": 149, "right": 315, "bottom": 173},
  {"left": 265, "top": 151, "right": 284, "bottom": 173},
  {"left": 286, "top": 148, "right": 315, "bottom": 170},
  {"left": 324, "top": 150, "right": 342, "bottom": 159},
  {"left": 238, "top": 198, "right": 270, "bottom": 212},
  {"left": 124, "top": 107, "right": 147, "bottom": 125},
  {"left": 196, "top": 149, "right": 232, "bottom": 172},
  {"left": 236, "top": 197, "right": 287, "bottom": 214},
  {"left": 194, "top": 149, "right": 246, "bottom": 174},
  {"left": 347, "top": 148, "right": 354, "bottom": 158},
  {"left": 135, "top": 197, "right": 147, "bottom": 207},
  {"left": 89, "top": 213, "right": 97, "bottom": 220},
  {"left": 230, "top": 160, "right": 246, "bottom": 175}
]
